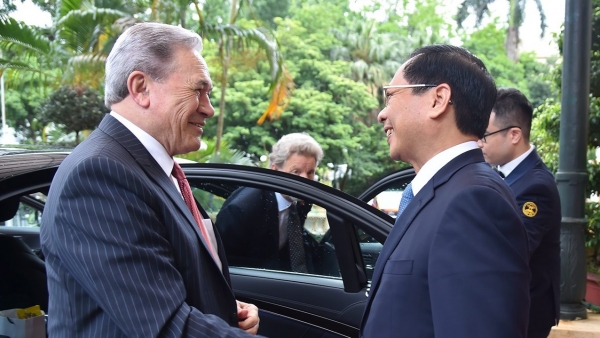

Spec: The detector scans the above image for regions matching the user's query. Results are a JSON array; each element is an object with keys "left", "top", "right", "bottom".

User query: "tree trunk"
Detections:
[
  {"left": 215, "top": 0, "right": 239, "bottom": 153},
  {"left": 505, "top": 0, "right": 520, "bottom": 62},
  {"left": 215, "top": 37, "right": 230, "bottom": 153},
  {"left": 505, "top": 25, "right": 520, "bottom": 62}
]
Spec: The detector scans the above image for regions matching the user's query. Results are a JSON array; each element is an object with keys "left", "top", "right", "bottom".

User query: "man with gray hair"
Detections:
[
  {"left": 216, "top": 133, "right": 325, "bottom": 273},
  {"left": 41, "top": 22, "right": 260, "bottom": 337}
]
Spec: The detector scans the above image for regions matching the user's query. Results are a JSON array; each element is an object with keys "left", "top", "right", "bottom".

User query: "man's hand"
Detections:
[{"left": 236, "top": 300, "right": 259, "bottom": 335}]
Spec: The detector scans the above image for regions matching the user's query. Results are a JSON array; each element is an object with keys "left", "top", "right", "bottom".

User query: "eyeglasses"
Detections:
[
  {"left": 382, "top": 84, "right": 438, "bottom": 106},
  {"left": 480, "top": 126, "right": 521, "bottom": 143}
]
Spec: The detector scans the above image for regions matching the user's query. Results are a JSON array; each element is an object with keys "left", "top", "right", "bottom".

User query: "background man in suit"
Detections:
[
  {"left": 41, "top": 22, "right": 260, "bottom": 337},
  {"left": 216, "top": 133, "right": 328, "bottom": 274},
  {"left": 478, "top": 88, "right": 561, "bottom": 338},
  {"left": 360, "top": 45, "right": 531, "bottom": 338}
]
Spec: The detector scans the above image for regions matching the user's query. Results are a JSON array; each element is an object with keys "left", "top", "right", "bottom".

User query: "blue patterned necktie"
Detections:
[{"left": 397, "top": 182, "right": 414, "bottom": 217}]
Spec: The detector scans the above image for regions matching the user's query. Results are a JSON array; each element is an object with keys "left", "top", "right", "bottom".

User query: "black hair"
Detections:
[
  {"left": 403, "top": 45, "right": 497, "bottom": 139},
  {"left": 493, "top": 88, "right": 533, "bottom": 141}
]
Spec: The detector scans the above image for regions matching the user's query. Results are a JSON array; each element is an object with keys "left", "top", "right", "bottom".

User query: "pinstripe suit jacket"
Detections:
[{"left": 40, "top": 115, "right": 253, "bottom": 337}]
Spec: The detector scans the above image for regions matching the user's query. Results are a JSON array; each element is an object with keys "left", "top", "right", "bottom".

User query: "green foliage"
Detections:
[
  {"left": 178, "top": 137, "right": 255, "bottom": 166},
  {"left": 243, "top": 0, "right": 290, "bottom": 28},
  {"left": 586, "top": 202, "right": 600, "bottom": 273},
  {"left": 4, "top": 87, "right": 46, "bottom": 144},
  {"left": 534, "top": 0, "right": 600, "bottom": 270},
  {"left": 456, "top": 0, "right": 546, "bottom": 60},
  {"left": 463, "top": 22, "right": 556, "bottom": 109},
  {"left": 5, "top": 0, "right": 560, "bottom": 198},
  {"left": 463, "top": 22, "right": 527, "bottom": 88},
  {"left": 531, "top": 98, "right": 560, "bottom": 173},
  {"left": 39, "top": 86, "right": 108, "bottom": 144},
  {"left": 518, "top": 52, "right": 556, "bottom": 108}
]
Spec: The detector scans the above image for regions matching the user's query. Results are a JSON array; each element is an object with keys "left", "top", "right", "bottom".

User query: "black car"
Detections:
[{"left": 0, "top": 148, "right": 413, "bottom": 338}]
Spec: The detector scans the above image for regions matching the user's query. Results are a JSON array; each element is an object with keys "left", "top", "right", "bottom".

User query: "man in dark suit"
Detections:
[
  {"left": 478, "top": 88, "right": 561, "bottom": 338},
  {"left": 40, "top": 23, "right": 260, "bottom": 337},
  {"left": 215, "top": 133, "right": 328, "bottom": 273},
  {"left": 360, "top": 45, "right": 531, "bottom": 338}
]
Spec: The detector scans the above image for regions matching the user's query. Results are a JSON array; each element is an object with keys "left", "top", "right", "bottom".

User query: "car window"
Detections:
[
  {"left": 0, "top": 194, "right": 45, "bottom": 228},
  {"left": 356, "top": 226, "right": 382, "bottom": 280},
  {"left": 190, "top": 183, "right": 341, "bottom": 278},
  {"left": 359, "top": 185, "right": 410, "bottom": 280}
]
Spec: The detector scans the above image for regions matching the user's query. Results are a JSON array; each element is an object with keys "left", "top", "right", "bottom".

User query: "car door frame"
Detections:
[
  {"left": 182, "top": 163, "right": 394, "bottom": 337},
  {"left": 357, "top": 167, "right": 415, "bottom": 203}
]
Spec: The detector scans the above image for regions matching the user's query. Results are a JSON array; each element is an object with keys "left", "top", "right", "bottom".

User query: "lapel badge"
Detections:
[{"left": 522, "top": 201, "right": 538, "bottom": 217}]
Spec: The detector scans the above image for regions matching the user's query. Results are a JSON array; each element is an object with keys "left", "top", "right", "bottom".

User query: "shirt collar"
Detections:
[
  {"left": 110, "top": 111, "right": 174, "bottom": 177},
  {"left": 498, "top": 144, "right": 535, "bottom": 177},
  {"left": 411, "top": 141, "right": 479, "bottom": 196},
  {"left": 275, "top": 192, "right": 293, "bottom": 212}
]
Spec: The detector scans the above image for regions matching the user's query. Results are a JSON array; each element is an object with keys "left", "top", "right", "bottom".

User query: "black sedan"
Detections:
[{"left": 0, "top": 148, "right": 414, "bottom": 338}]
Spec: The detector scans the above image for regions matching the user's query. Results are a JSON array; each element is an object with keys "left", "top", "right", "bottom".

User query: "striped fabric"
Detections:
[{"left": 40, "top": 115, "right": 255, "bottom": 337}]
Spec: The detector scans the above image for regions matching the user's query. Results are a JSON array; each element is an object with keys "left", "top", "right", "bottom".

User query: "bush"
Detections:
[
  {"left": 586, "top": 202, "right": 600, "bottom": 275},
  {"left": 40, "top": 86, "right": 108, "bottom": 145}
]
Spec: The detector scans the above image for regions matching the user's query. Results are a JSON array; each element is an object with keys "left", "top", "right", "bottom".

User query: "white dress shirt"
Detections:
[
  {"left": 498, "top": 145, "right": 535, "bottom": 178},
  {"left": 411, "top": 141, "right": 480, "bottom": 196},
  {"left": 110, "top": 112, "right": 221, "bottom": 268}
]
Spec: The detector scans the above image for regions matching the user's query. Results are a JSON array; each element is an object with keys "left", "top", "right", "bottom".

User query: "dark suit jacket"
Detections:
[
  {"left": 504, "top": 149, "right": 561, "bottom": 334},
  {"left": 360, "top": 149, "right": 531, "bottom": 338},
  {"left": 40, "top": 115, "right": 253, "bottom": 337},
  {"left": 215, "top": 187, "right": 314, "bottom": 271}
]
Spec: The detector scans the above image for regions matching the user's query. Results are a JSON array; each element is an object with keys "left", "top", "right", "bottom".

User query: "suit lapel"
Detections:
[
  {"left": 369, "top": 184, "right": 434, "bottom": 289},
  {"left": 366, "top": 150, "right": 486, "bottom": 307},
  {"left": 98, "top": 115, "right": 221, "bottom": 270},
  {"left": 504, "top": 149, "right": 542, "bottom": 186}
]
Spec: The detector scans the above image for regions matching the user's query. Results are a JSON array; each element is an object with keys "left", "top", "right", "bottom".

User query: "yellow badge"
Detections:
[{"left": 522, "top": 202, "right": 538, "bottom": 217}]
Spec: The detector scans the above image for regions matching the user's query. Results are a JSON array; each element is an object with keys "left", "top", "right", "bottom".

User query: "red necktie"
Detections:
[{"left": 172, "top": 162, "right": 217, "bottom": 258}]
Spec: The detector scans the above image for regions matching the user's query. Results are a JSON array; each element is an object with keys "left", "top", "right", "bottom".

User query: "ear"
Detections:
[
  {"left": 428, "top": 83, "right": 452, "bottom": 119},
  {"left": 127, "top": 71, "right": 151, "bottom": 108},
  {"left": 509, "top": 127, "right": 522, "bottom": 145},
  {"left": 270, "top": 163, "right": 278, "bottom": 171}
]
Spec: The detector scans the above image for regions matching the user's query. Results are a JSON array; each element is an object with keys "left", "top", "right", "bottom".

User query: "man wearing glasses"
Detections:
[
  {"left": 360, "top": 45, "right": 530, "bottom": 338},
  {"left": 478, "top": 88, "right": 561, "bottom": 338}
]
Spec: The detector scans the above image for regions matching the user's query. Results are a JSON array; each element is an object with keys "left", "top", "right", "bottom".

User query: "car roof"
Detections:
[
  {"left": 0, "top": 148, "right": 70, "bottom": 181},
  {"left": 0, "top": 145, "right": 203, "bottom": 180}
]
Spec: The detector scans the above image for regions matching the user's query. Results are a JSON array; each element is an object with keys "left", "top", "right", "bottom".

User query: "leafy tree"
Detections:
[
  {"left": 0, "top": 3, "right": 133, "bottom": 90},
  {"left": 0, "top": 0, "right": 17, "bottom": 15},
  {"left": 532, "top": 0, "right": 600, "bottom": 268},
  {"left": 178, "top": 136, "right": 255, "bottom": 165},
  {"left": 39, "top": 86, "right": 108, "bottom": 144},
  {"left": 3, "top": 87, "right": 46, "bottom": 143},
  {"left": 330, "top": 19, "right": 408, "bottom": 98},
  {"left": 457, "top": 0, "right": 546, "bottom": 62},
  {"left": 242, "top": 0, "right": 290, "bottom": 28},
  {"left": 200, "top": 2, "right": 403, "bottom": 194},
  {"left": 463, "top": 21, "right": 555, "bottom": 108},
  {"left": 330, "top": 0, "right": 452, "bottom": 107}
]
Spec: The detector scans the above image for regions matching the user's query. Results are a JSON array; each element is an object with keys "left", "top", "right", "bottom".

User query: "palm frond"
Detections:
[
  {"left": 0, "top": 58, "right": 60, "bottom": 89},
  {"left": 64, "top": 53, "right": 107, "bottom": 87},
  {"left": 0, "top": 16, "right": 52, "bottom": 56},
  {"left": 203, "top": 24, "right": 281, "bottom": 80},
  {"left": 56, "top": 8, "right": 131, "bottom": 29},
  {"left": 58, "top": 0, "right": 84, "bottom": 19},
  {"left": 0, "top": 58, "right": 48, "bottom": 73},
  {"left": 257, "top": 67, "right": 294, "bottom": 125},
  {"left": 456, "top": 0, "right": 493, "bottom": 27},
  {"left": 200, "top": 23, "right": 291, "bottom": 125},
  {"left": 532, "top": 0, "right": 547, "bottom": 37},
  {"left": 57, "top": 8, "right": 131, "bottom": 57}
]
